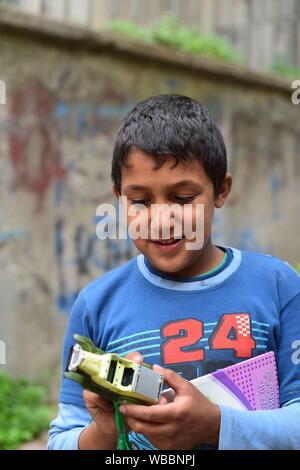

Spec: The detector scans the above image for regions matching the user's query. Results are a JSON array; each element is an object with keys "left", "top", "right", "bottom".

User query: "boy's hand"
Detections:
[
  {"left": 80, "top": 351, "right": 143, "bottom": 450},
  {"left": 83, "top": 389, "right": 116, "bottom": 437},
  {"left": 120, "top": 364, "right": 221, "bottom": 450}
]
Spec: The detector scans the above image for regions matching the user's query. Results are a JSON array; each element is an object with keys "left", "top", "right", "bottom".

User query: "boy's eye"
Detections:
[
  {"left": 129, "top": 196, "right": 197, "bottom": 205},
  {"left": 175, "top": 196, "right": 196, "bottom": 203},
  {"left": 130, "top": 199, "right": 150, "bottom": 206}
]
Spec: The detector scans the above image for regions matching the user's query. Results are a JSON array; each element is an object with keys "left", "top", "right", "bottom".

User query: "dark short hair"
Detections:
[{"left": 111, "top": 94, "right": 227, "bottom": 195}]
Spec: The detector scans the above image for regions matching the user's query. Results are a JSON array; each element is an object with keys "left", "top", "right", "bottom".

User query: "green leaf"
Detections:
[
  {"left": 105, "top": 15, "right": 240, "bottom": 64},
  {"left": 0, "top": 371, "right": 53, "bottom": 450}
]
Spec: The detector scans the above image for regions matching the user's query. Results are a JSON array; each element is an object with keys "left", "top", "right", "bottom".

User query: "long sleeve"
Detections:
[
  {"left": 219, "top": 400, "right": 300, "bottom": 450},
  {"left": 49, "top": 400, "right": 300, "bottom": 450},
  {"left": 48, "top": 403, "right": 90, "bottom": 450}
]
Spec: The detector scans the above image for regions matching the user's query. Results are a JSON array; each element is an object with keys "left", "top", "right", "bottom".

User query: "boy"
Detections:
[{"left": 48, "top": 94, "right": 300, "bottom": 450}]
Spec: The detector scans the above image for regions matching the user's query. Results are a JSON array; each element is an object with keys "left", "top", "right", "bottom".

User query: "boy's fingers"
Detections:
[
  {"left": 158, "top": 394, "right": 171, "bottom": 405},
  {"left": 120, "top": 402, "right": 172, "bottom": 423},
  {"left": 125, "top": 418, "right": 170, "bottom": 437},
  {"left": 125, "top": 351, "right": 144, "bottom": 364},
  {"left": 83, "top": 390, "right": 113, "bottom": 411},
  {"left": 83, "top": 390, "right": 101, "bottom": 404},
  {"left": 153, "top": 364, "right": 188, "bottom": 394}
]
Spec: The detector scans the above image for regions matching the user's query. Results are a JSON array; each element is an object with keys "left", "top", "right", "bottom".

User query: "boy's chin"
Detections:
[
  {"left": 143, "top": 250, "right": 190, "bottom": 275},
  {"left": 134, "top": 240, "right": 198, "bottom": 275}
]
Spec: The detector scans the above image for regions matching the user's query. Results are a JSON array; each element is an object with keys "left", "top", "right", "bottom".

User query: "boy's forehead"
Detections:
[{"left": 121, "top": 150, "right": 208, "bottom": 191}]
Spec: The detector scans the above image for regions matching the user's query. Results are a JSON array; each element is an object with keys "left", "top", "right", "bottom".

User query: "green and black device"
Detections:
[
  {"left": 65, "top": 334, "right": 164, "bottom": 405},
  {"left": 65, "top": 334, "right": 164, "bottom": 449}
]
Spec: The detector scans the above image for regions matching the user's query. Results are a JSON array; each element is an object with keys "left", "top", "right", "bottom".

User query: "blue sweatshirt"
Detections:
[{"left": 48, "top": 247, "right": 300, "bottom": 449}]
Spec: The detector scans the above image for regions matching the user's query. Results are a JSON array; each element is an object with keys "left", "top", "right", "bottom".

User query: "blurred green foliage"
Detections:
[
  {"left": 107, "top": 16, "right": 300, "bottom": 79},
  {"left": 271, "top": 59, "right": 300, "bottom": 80},
  {"left": 106, "top": 15, "right": 241, "bottom": 63},
  {"left": 152, "top": 16, "right": 240, "bottom": 62},
  {"left": 0, "top": 371, "right": 53, "bottom": 450},
  {"left": 106, "top": 19, "right": 152, "bottom": 42}
]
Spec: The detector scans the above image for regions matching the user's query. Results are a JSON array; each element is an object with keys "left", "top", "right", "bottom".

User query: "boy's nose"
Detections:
[{"left": 149, "top": 205, "right": 182, "bottom": 239}]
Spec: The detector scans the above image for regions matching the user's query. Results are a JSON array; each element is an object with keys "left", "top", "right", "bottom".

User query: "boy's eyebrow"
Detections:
[
  {"left": 123, "top": 184, "right": 149, "bottom": 192},
  {"left": 123, "top": 180, "right": 202, "bottom": 192},
  {"left": 168, "top": 180, "right": 203, "bottom": 189}
]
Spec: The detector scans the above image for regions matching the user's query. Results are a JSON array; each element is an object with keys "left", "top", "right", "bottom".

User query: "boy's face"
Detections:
[{"left": 113, "top": 149, "right": 231, "bottom": 277}]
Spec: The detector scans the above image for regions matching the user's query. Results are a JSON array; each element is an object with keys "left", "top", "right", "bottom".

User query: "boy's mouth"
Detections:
[{"left": 151, "top": 237, "right": 185, "bottom": 253}]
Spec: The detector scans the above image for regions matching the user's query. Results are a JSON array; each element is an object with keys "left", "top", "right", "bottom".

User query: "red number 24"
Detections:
[{"left": 161, "top": 314, "right": 256, "bottom": 364}]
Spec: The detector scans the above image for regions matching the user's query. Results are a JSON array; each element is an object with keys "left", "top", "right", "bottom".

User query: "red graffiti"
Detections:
[{"left": 9, "top": 80, "right": 66, "bottom": 210}]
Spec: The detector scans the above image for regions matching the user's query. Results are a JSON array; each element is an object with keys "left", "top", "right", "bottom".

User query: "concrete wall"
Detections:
[
  {"left": 4, "top": 0, "right": 300, "bottom": 70},
  {"left": 0, "top": 10, "right": 299, "bottom": 383}
]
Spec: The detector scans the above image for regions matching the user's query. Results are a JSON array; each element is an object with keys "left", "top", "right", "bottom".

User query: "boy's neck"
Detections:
[{"left": 149, "top": 241, "right": 225, "bottom": 280}]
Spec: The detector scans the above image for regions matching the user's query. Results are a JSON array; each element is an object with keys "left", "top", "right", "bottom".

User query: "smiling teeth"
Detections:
[{"left": 158, "top": 239, "right": 181, "bottom": 245}]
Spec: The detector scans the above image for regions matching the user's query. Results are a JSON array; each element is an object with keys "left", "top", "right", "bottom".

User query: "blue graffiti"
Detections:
[
  {"left": 271, "top": 169, "right": 283, "bottom": 221},
  {"left": 54, "top": 100, "right": 134, "bottom": 140},
  {"left": 54, "top": 217, "right": 135, "bottom": 313},
  {"left": 0, "top": 229, "right": 27, "bottom": 242},
  {"left": 55, "top": 101, "right": 69, "bottom": 119}
]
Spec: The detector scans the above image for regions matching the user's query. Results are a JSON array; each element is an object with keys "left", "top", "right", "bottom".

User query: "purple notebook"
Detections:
[{"left": 163, "top": 352, "right": 280, "bottom": 410}]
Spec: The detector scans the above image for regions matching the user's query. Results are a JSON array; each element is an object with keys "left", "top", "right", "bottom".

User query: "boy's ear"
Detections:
[
  {"left": 215, "top": 173, "right": 233, "bottom": 209},
  {"left": 112, "top": 185, "right": 120, "bottom": 199}
]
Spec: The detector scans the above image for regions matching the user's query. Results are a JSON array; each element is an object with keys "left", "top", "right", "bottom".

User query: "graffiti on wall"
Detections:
[
  {"left": 55, "top": 211, "right": 136, "bottom": 313},
  {"left": 9, "top": 80, "right": 66, "bottom": 211},
  {"left": 4, "top": 77, "right": 300, "bottom": 315},
  {"left": 8, "top": 78, "right": 133, "bottom": 210},
  {"left": 4, "top": 78, "right": 136, "bottom": 312}
]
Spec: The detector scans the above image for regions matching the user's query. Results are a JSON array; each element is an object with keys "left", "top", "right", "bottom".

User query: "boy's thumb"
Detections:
[
  {"left": 125, "top": 351, "right": 143, "bottom": 364},
  {"left": 153, "top": 364, "right": 186, "bottom": 394}
]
